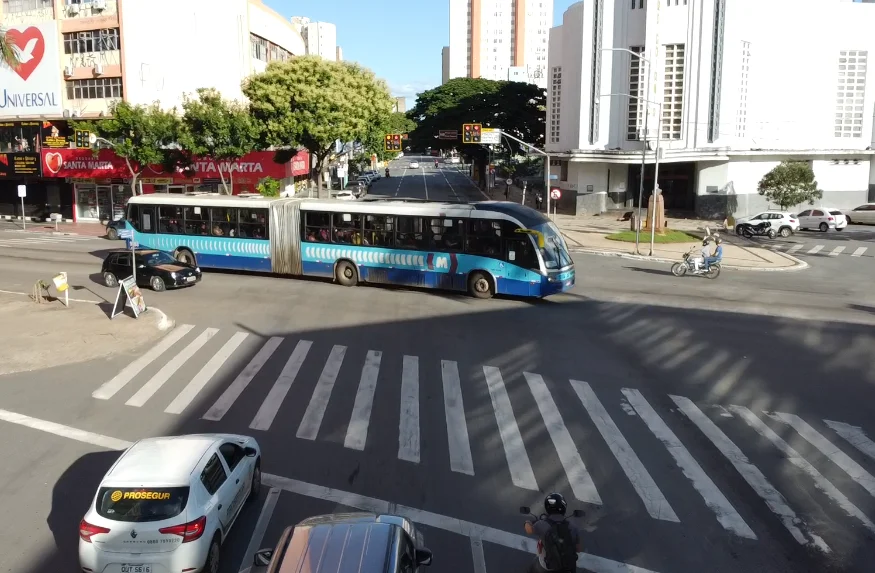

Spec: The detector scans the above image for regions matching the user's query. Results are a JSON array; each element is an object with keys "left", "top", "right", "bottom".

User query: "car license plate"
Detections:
[
  {"left": 186, "top": 276, "right": 196, "bottom": 282},
  {"left": 121, "top": 565, "right": 151, "bottom": 573}
]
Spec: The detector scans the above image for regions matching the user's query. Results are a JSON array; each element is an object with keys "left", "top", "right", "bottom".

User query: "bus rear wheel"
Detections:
[
  {"left": 175, "top": 249, "right": 196, "bottom": 266},
  {"left": 468, "top": 271, "right": 494, "bottom": 299},
  {"left": 335, "top": 260, "right": 358, "bottom": 287}
]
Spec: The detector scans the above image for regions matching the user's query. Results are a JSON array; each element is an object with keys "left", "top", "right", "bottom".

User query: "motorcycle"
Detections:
[
  {"left": 519, "top": 505, "right": 585, "bottom": 567},
  {"left": 736, "top": 220, "right": 776, "bottom": 239},
  {"left": 671, "top": 246, "right": 721, "bottom": 279},
  {"left": 385, "top": 168, "right": 390, "bottom": 178}
]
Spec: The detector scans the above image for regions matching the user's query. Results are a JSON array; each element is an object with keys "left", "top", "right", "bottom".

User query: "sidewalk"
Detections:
[
  {"left": 0, "top": 220, "right": 109, "bottom": 238},
  {"left": 0, "top": 291, "right": 173, "bottom": 376}
]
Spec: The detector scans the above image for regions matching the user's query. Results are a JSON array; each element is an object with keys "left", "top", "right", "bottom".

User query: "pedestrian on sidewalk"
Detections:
[{"left": 535, "top": 191, "right": 543, "bottom": 210}]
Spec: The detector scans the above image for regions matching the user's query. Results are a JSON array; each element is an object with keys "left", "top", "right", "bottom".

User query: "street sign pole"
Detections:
[{"left": 17, "top": 185, "right": 26, "bottom": 230}]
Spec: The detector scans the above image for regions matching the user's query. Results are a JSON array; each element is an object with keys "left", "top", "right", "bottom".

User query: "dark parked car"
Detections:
[
  {"left": 101, "top": 249, "right": 202, "bottom": 292},
  {"left": 105, "top": 219, "right": 127, "bottom": 240}
]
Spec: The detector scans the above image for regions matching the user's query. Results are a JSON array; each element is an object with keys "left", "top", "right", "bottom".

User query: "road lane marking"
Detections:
[
  {"left": 125, "top": 328, "right": 219, "bottom": 407},
  {"left": 249, "top": 340, "right": 312, "bottom": 431},
  {"left": 851, "top": 247, "right": 867, "bottom": 257},
  {"left": 787, "top": 244, "right": 803, "bottom": 254},
  {"left": 483, "top": 366, "right": 538, "bottom": 491},
  {"left": 828, "top": 246, "right": 845, "bottom": 257},
  {"left": 165, "top": 331, "right": 249, "bottom": 415},
  {"left": 626, "top": 390, "right": 754, "bottom": 539},
  {"left": 525, "top": 373, "right": 601, "bottom": 504},
  {"left": 806, "top": 244, "right": 824, "bottom": 254},
  {"left": 442, "top": 360, "right": 474, "bottom": 475},
  {"left": 297, "top": 345, "right": 347, "bottom": 440},
  {"left": 825, "top": 420, "right": 875, "bottom": 462},
  {"left": 733, "top": 406, "right": 873, "bottom": 538},
  {"left": 239, "top": 487, "right": 281, "bottom": 573},
  {"left": 0, "top": 407, "right": 663, "bottom": 573},
  {"left": 393, "top": 168, "right": 408, "bottom": 197},
  {"left": 572, "top": 380, "right": 677, "bottom": 521},
  {"left": 439, "top": 169, "right": 461, "bottom": 202},
  {"left": 203, "top": 336, "right": 283, "bottom": 421},
  {"left": 344, "top": 350, "right": 382, "bottom": 451},
  {"left": 398, "top": 355, "right": 420, "bottom": 463},
  {"left": 470, "top": 537, "right": 487, "bottom": 573},
  {"left": 771, "top": 412, "right": 875, "bottom": 501},
  {"left": 421, "top": 167, "right": 428, "bottom": 200},
  {"left": 93, "top": 324, "right": 194, "bottom": 400}
]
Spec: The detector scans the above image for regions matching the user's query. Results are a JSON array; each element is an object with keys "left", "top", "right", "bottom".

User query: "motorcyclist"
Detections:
[
  {"left": 702, "top": 237, "right": 723, "bottom": 270},
  {"left": 385, "top": 167, "right": 390, "bottom": 178},
  {"left": 434, "top": 159, "right": 439, "bottom": 168},
  {"left": 693, "top": 238, "right": 711, "bottom": 271},
  {"left": 523, "top": 493, "right": 581, "bottom": 572}
]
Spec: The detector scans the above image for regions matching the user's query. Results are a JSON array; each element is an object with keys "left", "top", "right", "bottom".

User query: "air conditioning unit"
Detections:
[
  {"left": 93, "top": 0, "right": 106, "bottom": 10},
  {"left": 63, "top": 65, "right": 73, "bottom": 77},
  {"left": 68, "top": 4, "right": 80, "bottom": 14},
  {"left": 94, "top": 63, "right": 104, "bottom": 75},
  {"left": 62, "top": 109, "right": 71, "bottom": 118},
  {"left": 71, "top": 110, "right": 81, "bottom": 118}
]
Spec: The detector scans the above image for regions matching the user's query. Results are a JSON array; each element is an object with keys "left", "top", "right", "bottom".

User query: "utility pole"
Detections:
[{"left": 494, "top": 131, "right": 552, "bottom": 219}]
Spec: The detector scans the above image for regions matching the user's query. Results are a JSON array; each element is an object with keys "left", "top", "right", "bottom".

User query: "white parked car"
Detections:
[
  {"left": 409, "top": 161, "right": 420, "bottom": 169},
  {"left": 334, "top": 190, "right": 357, "bottom": 201},
  {"left": 79, "top": 434, "right": 261, "bottom": 573},
  {"left": 845, "top": 203, "right": 875, "bottom": 225},
  {"left": 734, "top": 211, "right": 799, "bottom": 237},
  {"left": 796, "top": 208, "right": 848, "bottom": 231}
]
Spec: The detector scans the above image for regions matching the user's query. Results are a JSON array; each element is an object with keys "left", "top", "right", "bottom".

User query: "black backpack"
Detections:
[{"left": 542, "top": 518, "right": 578, "bottom": 571}]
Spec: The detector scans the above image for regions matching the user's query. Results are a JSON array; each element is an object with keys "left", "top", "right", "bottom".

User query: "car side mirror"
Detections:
[
  {"left": 244, "top": 446, "right": 257, "bottom": 457},
  {"left": 572, "top": 509, "right": 585, "bottom": 518},
  {"left": 254, "top": 548, "right": 273, "bottom": 565},
  {"left": 519, "top": 506, "right": 530, "bottom": 514},
  {"left": 415, "top": 548, "right": 433, "bottom": 566}
]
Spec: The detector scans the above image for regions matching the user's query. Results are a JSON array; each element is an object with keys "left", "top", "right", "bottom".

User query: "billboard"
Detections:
[{"left": 1, "top": 22, "right": 64, "bottom": 118}]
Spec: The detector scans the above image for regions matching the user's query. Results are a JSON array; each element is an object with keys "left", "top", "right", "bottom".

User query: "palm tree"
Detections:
[{"left": 1, "top": 27, "right": 20, "bottom": 68}]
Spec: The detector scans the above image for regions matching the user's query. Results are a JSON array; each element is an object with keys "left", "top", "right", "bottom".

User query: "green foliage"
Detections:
[
  {"left": 243, "top": 56, "right": 394, "bottom": 193},
  {"left": 256, "top": 176, "right": 281, "bottom": 197},
  {"left": 757, "top": 161, "right": 823, "bottom": 210},
  {"left": 1, "top": 28, "right": 20, "bottom": 68},
  {"left": 72, "top": 101, "right": 179, "bottom": 193},
  {"left": 363, "top": 112, "right": 417, "bottom": 160},
  {"left": 178, "top": 88, "right": 258, "bottom": 194},
  {"left": 406, "top": 78, "right": 545, "bottom": 159}
]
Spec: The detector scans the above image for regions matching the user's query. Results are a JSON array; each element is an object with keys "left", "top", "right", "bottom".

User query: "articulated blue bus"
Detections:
[{"left": 120, "top": 194, "right": 574, "bottom": 298}]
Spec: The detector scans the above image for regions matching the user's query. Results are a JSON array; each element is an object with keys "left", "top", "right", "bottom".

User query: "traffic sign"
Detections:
[
  {"left": 17, "top": 185, "right": 26, "bottom": 198},
  {"left": 505, "top": 179, "right": 513, "bottom": 186},
  {"left": 439, "top": 130, "right": 458, "bottom": 140},
  {"left": 480, "top": 128, "right": 501, "bottom": 145},
  {"left": 550, "top": 188, "right": 561, "bottom": 200}
]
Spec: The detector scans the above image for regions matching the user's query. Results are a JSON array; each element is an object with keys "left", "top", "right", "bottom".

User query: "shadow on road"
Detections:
[{"left": 624, "top": 266, "right": 675, "bottom": 276}]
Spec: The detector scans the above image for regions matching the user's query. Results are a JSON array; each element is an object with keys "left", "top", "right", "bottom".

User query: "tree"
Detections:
[
  {"left": 243, "top": 56, "right": 394, "bottom": 196},
  {"left": 178, "top": 88, "right": 258, "bottom": 194},
  {"left": 406, "top": 78, "right": 545, "bottom": 157},
  {"left": 73, "top": 101, "right": 179, "bottom": 194},
  {"left": 256, "top": 176, "right": 280, "bottom": 197},
  {"left": 757, "top": 161, "right": 823, "bottom": 210},
  {"left": 362, "top": 111, "right": 417, "bottom": 161},
  {"left": 1, "top": 28, "right": 20, "bottom": 68}
]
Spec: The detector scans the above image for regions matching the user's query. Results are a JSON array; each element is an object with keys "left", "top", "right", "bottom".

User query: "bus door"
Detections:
[{"left": 503, "top": 235, "right": 540, "bottom": 284}]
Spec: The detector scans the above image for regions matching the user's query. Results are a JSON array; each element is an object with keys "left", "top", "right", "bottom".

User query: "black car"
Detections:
[{"left": 101, "top": 249, "right": 202, "bottom": 292}]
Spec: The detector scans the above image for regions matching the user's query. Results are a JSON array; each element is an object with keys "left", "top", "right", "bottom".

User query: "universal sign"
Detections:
[{"left": 0, "top": 22, "right": 63, "bottom": 118}]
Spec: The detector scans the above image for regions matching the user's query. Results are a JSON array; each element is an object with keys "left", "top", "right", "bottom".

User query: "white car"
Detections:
[
  {"left": 409, "top": 162, "right": 420, "bottom": 169},
  {"left": 79, "top": 434, "right": 261, "bottom": 573},
  {"left": 734, "top": 211, "right": 799, "bottom": 237},
  {"left": 796, "top": 207, "right": 848, "bottom": 231},
  {"left": 334, "top": 190, "right": 357, "bottom": 201},
  {"left": 364, "top": 170, "right": 380, "bottom": 180},
  {"left": 846, "top": 203, "right": 875, "bottom": 225}
]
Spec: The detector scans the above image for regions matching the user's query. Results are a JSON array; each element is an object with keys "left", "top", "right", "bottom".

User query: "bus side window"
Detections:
[
  {"left": 395, "top": 216, "right": 425, "bottom": 249},
  {"left": 184, "top": 207, "right": 209, "bottom": 236},
  {"left": 505, "top": 238, "right": 540, "bottom": 271},
  {"left": 364, "top": 215, "right": 394, "bottom": 247},
  {"left": 465, "top": 219, "right": 501, "bottom": 257},
  {"left": 332, "top": 213, "right": 363, "bottom": 245},
  {"left": 429, "top": 218, "right": 463, "bottom": 252},
  {"left": 139, "top": 206, "right": 155, "bottom": 234},
  {"left": 127, "top": 204, "right": 141, "bottom": 232},
  {"left": 158, "top": 206, "right": 183, "bottom": 234},
  {"left": 239, "top": 209, "right": 269, "bottom": 240},
  {"left": 210, "top": 207, "right": 234, "bottom": 237},
  {"left": 304, "top": 212, "right": 330, "bottom": 243}
]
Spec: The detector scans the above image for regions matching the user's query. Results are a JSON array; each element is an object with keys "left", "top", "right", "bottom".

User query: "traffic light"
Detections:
[
  {"left": 75, "top": 130, "right": 90, "bottom": 149},
  {"left": 462, "top": 123, "right": 482, "bottom": 144},
  {"left": 392, "top": 134, "right": 401, "bottom": 151},
  {"left": 384, "top": 134, "right": 393, "bottom": 152}
]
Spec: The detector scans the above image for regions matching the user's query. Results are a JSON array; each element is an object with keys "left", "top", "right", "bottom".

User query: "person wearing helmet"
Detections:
[
  {"left": 702, "top": 236, "right": 723, "bottom": 270},
  {"left": 523, "top": 493, "right": 581, "bottom": 572}
]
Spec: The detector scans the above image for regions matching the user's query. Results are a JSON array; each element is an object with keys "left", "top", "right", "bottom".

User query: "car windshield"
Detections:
[
  {"left": 96, "top": 486, "right": 189, "bottom": 523},
  {"left": 140, "top": 251, "right": 178, "bottom": 267},
  {"left": 532, "top": 222, "right": 573, "bottom": 270}
]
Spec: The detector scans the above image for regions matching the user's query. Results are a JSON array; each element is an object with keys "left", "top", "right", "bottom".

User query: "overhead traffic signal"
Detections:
[
  {"left": 75, "top": 130, "right": 91, "bottom": 149},
  {"left": 384, "top": 134, "right": 402, "bottom": 151},
  {"left": 462, "top": 123, "right": 482, "bottom": 144},
  {"left": 384, "top": 134, "right": 393, "bottom": 152}
]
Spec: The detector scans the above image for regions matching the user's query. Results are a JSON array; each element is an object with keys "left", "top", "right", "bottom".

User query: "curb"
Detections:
[{"left": 569, "top": 248, "right": 810, "bottom": 272}]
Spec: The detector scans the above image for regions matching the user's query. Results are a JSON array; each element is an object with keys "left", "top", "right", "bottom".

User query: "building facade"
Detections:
[
  {"left": 1, "top": 0, "right": 307, "bottom": 223},
  {"left": 290, "top": 17, "right": 339, "bottom": 61},
  {"left": 547, "top": 0, "right": 875, "bottom": 217},
  {"left": 443, "top": 0, "right": 553, "bottom": 89}
]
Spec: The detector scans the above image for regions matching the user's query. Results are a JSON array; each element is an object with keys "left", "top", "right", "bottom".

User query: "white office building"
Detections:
[
  {"left": 290, "top": 17, "right": 339, "bottom": 61},
  {"left": 547, "top": 0, "right": 875, "bottom": 217},
  {"left": 443, "top": 0, "right": 553, "bottom": 89}
]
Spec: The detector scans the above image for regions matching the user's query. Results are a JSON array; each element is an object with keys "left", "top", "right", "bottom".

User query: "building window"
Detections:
[
  {"left": 63, "top": 29, "right": 120, "bottom": 54},
  {"left": 550, "top": 66, "right": 562, "bottom": 143},
  {"left": 631, "top": 0, "right": 644, "bottom": 8},
  {"left": 626, "top": 46, "right": 645, "bottom": 140},
  {"left": 1, "top": 0, "right": 51, "bottom": 13},
  {"left": 66, "top": 77, "right": 123, "bottom": 100},
  {"left": 735, "top": 41, "right": 750, "bottom": 138},
  {"left": 662, "top": 43, "right": 685, "bottom": 140},
  {"left": 835, "top": 50, "right": 867, "bottom": 138}
]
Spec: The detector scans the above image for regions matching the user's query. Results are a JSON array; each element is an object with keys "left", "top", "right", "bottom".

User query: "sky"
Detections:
[{"left": 265, "top": 0, "right": 580, "bottom": 109}]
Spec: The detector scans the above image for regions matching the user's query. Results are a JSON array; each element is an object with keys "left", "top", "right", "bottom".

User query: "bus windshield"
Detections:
[{"left": 532, "top": 221, "right": 573, "bottom": 270}]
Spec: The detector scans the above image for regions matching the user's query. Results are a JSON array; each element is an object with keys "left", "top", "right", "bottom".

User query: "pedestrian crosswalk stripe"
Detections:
[
  {"left": 824, "top": 420, "right": 875, "bottom": 463},
  {"left": 829, "top": 246, "right": 845, "bottom": 256},
  {"left": 344, "top": 350, "right": 382, "bottom": 451},
  {"left": 634, "top": 392, "right": 754, "bottom": 539},
  {"left": 572, "top": 380, "right": 678, "bottom": 521},
  {"left": 250, "top": 340, "right": 312, "bottom": 431},
  {"left": 787, "top": 244, "right": 803, "bottom": 254},
  {"left": 851, "top": 247, "right": 867, "bottom": 257},
  {"left": 806, "top": 245, "right": 824, "bottom": 254},
  {"left": 738, "top": 407, "right": 875, "bottom": 537},
  {"left": 484, "top": 366, "right": 538, "bottom": 491},
  {"left": 203, "top": 336, "right": 283, "bottom": 421},
  {"left": 297, "top": 345, "right": 346, "bottom": 441},
  {"left": 165, "top": 332, "right": 249, "bottom": 415},
  {"left": 398, "top": 355, "right": 421, "bottom": 463},
  {"left": 442, "top": 360, "right": 474, "bottom": 475},
  {"left": 93, "top": 324, "right": 195, "bottom": 400},
  {"left": 126, "top": 328, "right": 219, "bottom": 407},
  {"left": 525, "top": 372, "right": 601, "bottom": 504}
]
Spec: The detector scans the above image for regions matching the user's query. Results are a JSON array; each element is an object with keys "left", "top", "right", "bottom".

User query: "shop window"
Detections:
[
  {"left": 304, "top": 211, "right": 330, "bottom": 242},
  {"left": 158, "top": 205, "right": 183, "bottom": 234},
  {"left": 183, "top": 206, "right": 209, "bottom": 235},
  {"left": 427, "top": 218, "right": 463, "bottom": 252},
  {"left": 210, "top": 207, "right": 235, "bottom": 237},
  {"left": 364, "top": 214, "right": 395, "bottom": 247},
  {"left": 395, "top": 216, "right": 426, "bottom": 249},
  {"left": 466, "top": 219, "right": 502, "bottom": 257},
  {"left": 332, "top": 212, "right": 363, "bottom": 245},
  {"left": 0, "top": 122, "right": 40, "bottom": 153},
  {"left": 238, "top": 208, "right": 269, "bottom": 239}
]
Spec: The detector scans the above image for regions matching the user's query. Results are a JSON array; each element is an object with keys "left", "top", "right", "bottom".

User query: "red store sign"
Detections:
[{"left": 42, "top": 148, "right": 130, "bottom": 179}]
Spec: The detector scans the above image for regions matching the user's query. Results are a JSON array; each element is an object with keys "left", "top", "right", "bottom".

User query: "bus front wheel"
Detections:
[
  {"left": 468, "top": 271, "right": 494, "bottom": 299},
  {"left": 175, "top": 249, "right": 196, "bottom": 267},
  {"left": 335, "top": 260, "right": 358, "bottom": 287}
]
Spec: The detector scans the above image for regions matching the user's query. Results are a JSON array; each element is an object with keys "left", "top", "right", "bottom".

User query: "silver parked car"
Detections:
[{"left": 845, "top": 203, "right": 875, "bottom": 225}]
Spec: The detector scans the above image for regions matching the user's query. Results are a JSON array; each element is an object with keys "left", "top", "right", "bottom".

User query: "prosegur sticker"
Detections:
[{"left": 113, "top": 490, "right": 172, "bottom": 501}]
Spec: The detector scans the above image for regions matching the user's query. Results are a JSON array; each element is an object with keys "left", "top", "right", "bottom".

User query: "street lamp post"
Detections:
[
  {"left": 601, "top": 48, "right": 653, "bottom": 254},
  {"left": 495, "top": 130, "right": 552, "bottom": 219}
]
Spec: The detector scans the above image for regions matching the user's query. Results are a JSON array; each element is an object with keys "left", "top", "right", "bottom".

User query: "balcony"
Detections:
[
  {"left": 0, "top": 0, "right": 53, "bottom": 26},
  {"left": 61, "top": 0, "right": 118, "bottom": 19}
]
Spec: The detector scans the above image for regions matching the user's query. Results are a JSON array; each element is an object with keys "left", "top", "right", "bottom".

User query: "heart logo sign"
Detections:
[
  {"left": 6, "top": 27, "right": 45, "bottom": 81},
  {"left": 44, "top": 152, "right": 63, "bottom": 174}
]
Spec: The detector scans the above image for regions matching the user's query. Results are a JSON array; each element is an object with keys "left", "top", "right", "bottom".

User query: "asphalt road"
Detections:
[
  {"left": 367, "top": 155, "right": 488, "bottom": 203},
  {"left": 739, "top": 224, "right": 875, "bottom": 264},
  {"left": 0, "top": 179, "right": 874, "bottom": 572}
]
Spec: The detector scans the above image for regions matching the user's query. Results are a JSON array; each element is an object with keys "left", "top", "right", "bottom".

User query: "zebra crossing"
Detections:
[
  {"left": 769, "top": 242, "right": 869, "bottom": 258},
  {"left": 91, "top": 324, "right": 875, "bottom": 551},
  {"left": 0, "top": 230, "right": 101, "bottom": 248}
]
